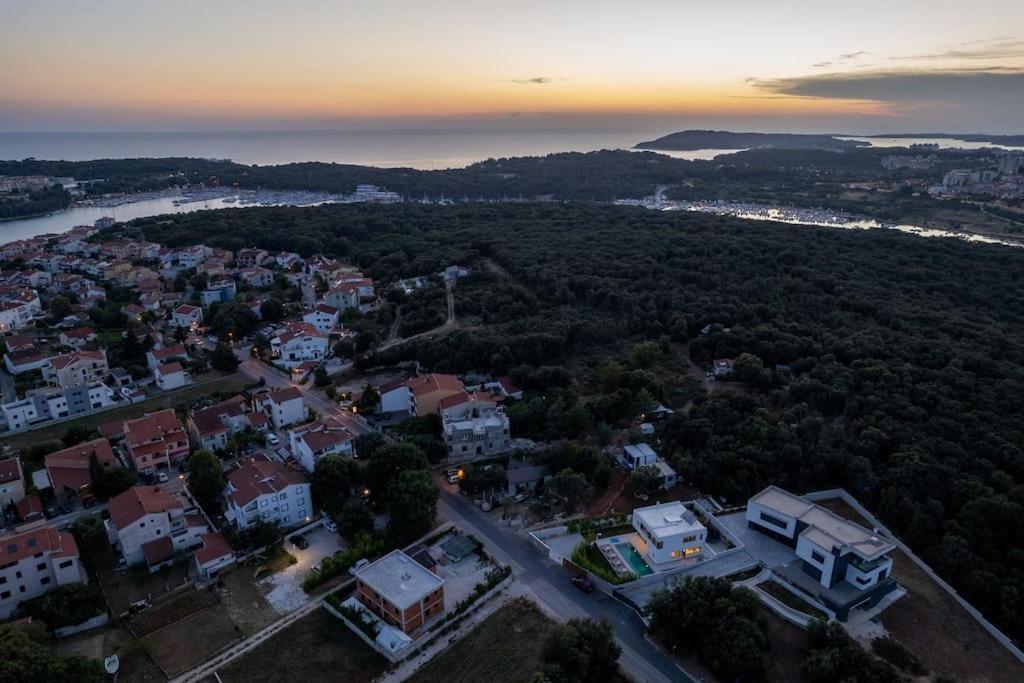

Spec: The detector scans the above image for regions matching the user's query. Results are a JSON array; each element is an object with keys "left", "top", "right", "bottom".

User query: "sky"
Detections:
[{"left": 2, "top": 0, "right": 1023, "bottom": 133}]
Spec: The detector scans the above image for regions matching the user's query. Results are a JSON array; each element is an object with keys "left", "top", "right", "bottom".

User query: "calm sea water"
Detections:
[{"left": 0, "top": 129, "right": 694, "bottom": 169}]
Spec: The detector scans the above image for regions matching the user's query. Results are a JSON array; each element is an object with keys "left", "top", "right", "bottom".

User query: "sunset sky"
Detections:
[{"left": 3, "top": 0, "right": 1023, "bottom": 133}]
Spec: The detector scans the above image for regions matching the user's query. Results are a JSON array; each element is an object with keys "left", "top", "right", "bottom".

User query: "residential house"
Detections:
[
  {"left": 224, "top": 455, "right": 312, "bottom": 529},
  {"left": 0, "top": 457, "right": 25, "bottom": 507},
  {"left": 320, "top": 283, "right": 359, "bottom": 311},
  {"left": 441, "top": 265, "right": 469, "bottom": 281},
  {"left": 270, "top": 323, "right": 329, "bottom": 366},
  {"left": 622, "top": 443, "right": 677, "bottom": 489},
  {"left": 187, "top": 396, "right": 251, "bottom": 451},
  {"left": 234, "top": 248, "right": 269, "bottom": 268},
  {"left": 171, "top": 305, "right": 203, "bottom": 329},
  {"left": 253, "top": 387, "right": 307, "bottom": 430},
  {"left": 354, "top": 550, "right": 446, "bottom": 636},
  {"left": 632, "top": 501, "right": 707, "bottom": 568},
  {"left": 440, "top": 392, "right": 511, "bottom": 463},
  {"left": 106, "top": 486, "right": 207, "bottom": 569},
  {"left": 123, "top": 410, "right": 190, "bottom": 473},
  {"left": 0, "top": 523, "right": 87, "bottom": 619},
  {"left": 44, "top": 350, "right": 109, "bottom": 389},
  {"left": 236, "top": 266, "right": 274, "bottom": 288},
  {"left": 44, "top": 438, "right": 117, "bottom": 505},
  {"left": 1, "top": 382, "right": 114, "bottom": 432},
  {"left": 146, "top": 344, "right": 188, "bottom": 371},
  {"left": 713, "top": 358, "right": 734, "bottom": 378},
  {"left": 58, "top": 327, "right": 97, "bottom": 348},
  {"left": 201, "top": 278, "right": 236, "bottom": 306},
  {"left": 155, "top": 362, "right": 189, "bottom": 391},
  {"left": 4, "top": 348, "right": 50, "bottom": 375},
  {"left": 191, "top": 532, "right": 235, "bottom": 581},
  {"left": 302, "top": 304, "right": 340, "bottom": 334},
  {"left": 289, "top": 416, "right": 356, "bottom": 472},
  {"left": 745, "top": 486, "right": 898, "bottom": 621},
  {"left": 15, "top": 494, "right": 44, "bottom": 523},
  {"left": 121, "top": 304, "right": 146, "bottom": 323},
  {"left": 275, "top": 251, "right": 301, "bottom": 269},
  {"left": 505, "top": 459, "right": 549, "bottom": 497}
]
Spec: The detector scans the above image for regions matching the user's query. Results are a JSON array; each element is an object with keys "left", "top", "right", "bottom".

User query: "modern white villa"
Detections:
[
  {"left": 632, "top": 501, "right": 707, "bottom": 567},
  {"left": 746, "top": 485, "right": 898, "bottom": 621}
]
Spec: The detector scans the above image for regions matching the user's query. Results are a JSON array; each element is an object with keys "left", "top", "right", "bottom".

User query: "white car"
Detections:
[
  {"left": 265, "top": 433, "right": 280, "bottom": 446},
  {"left": 323, "top": 519, "right": 338, "bottom": 534},
  {"left": 349, "top": 558, "right": 369, "bottom": 576},
  {"left": 156, "top": 471, "right": 169, "bottom": 483}
]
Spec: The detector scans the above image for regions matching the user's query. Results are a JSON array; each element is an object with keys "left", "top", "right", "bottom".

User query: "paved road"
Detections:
[
  {"left": 438, "top": 485, "right": 694, "bottom": 683},
  {"left": 236, "top": 353, "right": 345, "bottom": 419}
]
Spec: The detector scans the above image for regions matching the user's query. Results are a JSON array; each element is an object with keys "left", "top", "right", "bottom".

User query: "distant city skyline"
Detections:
[{"left": 2, "top": 1, "right": 1023, "bottom": 133}]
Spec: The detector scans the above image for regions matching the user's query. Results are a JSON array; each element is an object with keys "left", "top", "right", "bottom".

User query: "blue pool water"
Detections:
[{"left": 615, "top": 543, "right": 653, "bottom": 577}]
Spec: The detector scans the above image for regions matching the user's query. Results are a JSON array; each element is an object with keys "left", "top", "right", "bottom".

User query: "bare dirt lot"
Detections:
[
  {"left": 815, "top": 497, "right": 1024, "bottom": 681},
  {"left": 217, "top": 608, "right": 388, "bottom": 683},
  {"left": 95, "top": 550, "right": 191, "bottom": 614},
  {"left": 144, "top": 604, "right": 242, "bottom": 677}
]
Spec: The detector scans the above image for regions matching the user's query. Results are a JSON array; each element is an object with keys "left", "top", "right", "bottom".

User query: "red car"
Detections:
[{"left": 571, "top": 575, "right": 595, "bottom": 593}]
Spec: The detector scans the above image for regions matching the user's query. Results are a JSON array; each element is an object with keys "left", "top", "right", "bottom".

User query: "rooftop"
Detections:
[
  {"left": 355, "top": 549, "right": 445, "bottom": 609},
  {"left": 0, "top": 525, "right": 78, "bottom": 565},
  {"left": 633, "top": 501, "right": 704, "bottom": 539},
  {"left": 750, "top": 485, "right": 814, "bottom": 519},
  {"left": 108, "top": 485, "right": 183, "bottom": 529}
]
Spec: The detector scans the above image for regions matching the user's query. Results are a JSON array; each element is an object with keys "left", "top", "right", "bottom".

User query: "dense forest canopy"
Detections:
[{"left": 111, "top": 202, "right": 1024, "bottom": 640}]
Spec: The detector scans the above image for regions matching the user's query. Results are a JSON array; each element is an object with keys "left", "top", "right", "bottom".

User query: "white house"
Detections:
[
  {"left": 201, "top": 278, "right": 237, "bottom": 306},
  {"left": 289, "top": 417, "right": 356, "bottom": 472},
  {"left": 147, "top": 343, "right": 188, "bottom": 371},
  {"left": 236, "top": 266, "right": 274, "bottom": 288},
  {"left": 106, "top": 486, "right": 208, "bottom": 569},
  {"left": 270, "top": 323, "right": 329, "bottom": 366},
  {"left": 632, "top": 501, "right": 706, "bottom": 568},
  {"left": 224, "top": 455, "right": 312, "bottom": 529},
  {"left": 302, "top": 304, "right": 340, "bottom": 334},
  {"left": 623, "top": 443, "right": 677, "bottom": 490},
  {"left": 155, "top": 362, "right": 190, "bottom": 391},
  {"left": 253, "top": 387, "right": 307, "bottom": 430},
  {"left": 745, "top": 486, "right": 898, "bottom": 621},
  {"left": 171, "top": 305, "right": 204, "bottom": 329},
  {"left": 0, "top": 523, "right": 87, "bottom": 619}
]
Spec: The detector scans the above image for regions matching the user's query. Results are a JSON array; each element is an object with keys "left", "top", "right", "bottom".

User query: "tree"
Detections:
[
  {"left": 314, "top": 366, "right": 330, "bottom": 387},
  {"left": 337, "top": 497, "right": 375, "bottom": 539},
  {"left": 188, "top": 449, "right": 225, "bottom": 509},
  {"left": 235, "top": 519, "right": 281, "bottom": 550},
  {"left": 547, "top": 468, "right": 589, "bottom": 512},
  {"left": 365, "top": 443, "right": 429, "bottom": 508},
  {"left": 630, "top": 465, "right": 661, "bottom": 497},
  {"left": 731, "top": 352, "right": 766, "bottom": 384},
  {"left": 0, "top": 622, "right": 104, "bottom": 682},
  {"left": 630, "top": 341, "right": 660, "bottom": 369},
  {"left": 647, "top": 576, "right": 768, "bottom": 680},
  {"left": 70, "top": 514, "right": 107, "bottom": 554},
  {"left": 62, "top": 425, "right": 98, "bottom": 447},
  {"left": 388, "top": 469, "right": 439, "bottom": 541},
  {"left": 210, "top": 341, "right": 240, "bottom": 372},
  {"left": 311, "top": 454, "right": 359, "bottom": 516},
  {"left": 540, "top": 618, "right": 621, "bottom": 683},
  {"left": 802, "top": 619, "right": 901, "bottom": 683},
  {"left": 260, "top": 297, "right": 285, "bottom": 322},
  {"left": 355, "top": 383, "right": 380, "bottom": 413},
  {"left": 354, "top": 431, "right": 386, "bottom": 459},
  {"left": 458, "top": 464, "right": 506, "bottom": 496},
  {"left": 95, "top": 467, "right": 135, "bottom": 499}
]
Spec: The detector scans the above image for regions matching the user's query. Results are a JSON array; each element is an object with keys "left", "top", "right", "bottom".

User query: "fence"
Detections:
[{"left": 54, "top": 613, "right": 110, "bottom": 639}]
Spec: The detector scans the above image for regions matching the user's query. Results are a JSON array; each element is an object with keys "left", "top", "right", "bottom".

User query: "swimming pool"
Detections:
[{"left": 615, "top": 542, "right": 653, "bottom": 577}]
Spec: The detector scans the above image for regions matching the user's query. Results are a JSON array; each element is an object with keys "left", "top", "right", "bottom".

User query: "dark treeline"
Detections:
[
  {"left": 0, "top": 184, "right": 71, "bottom": 220},
  {"left": 112, "top": 202, "right": 1024, "bottom": 640}
]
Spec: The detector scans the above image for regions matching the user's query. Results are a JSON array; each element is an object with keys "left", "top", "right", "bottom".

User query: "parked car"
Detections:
[
  {"left": 311, "top": 562, "right": 321, "bottom": 573},
  {"left": 323, "top": 518, "right": 338, "bottom": 534},
  {"left": 266, "top": 433, "right": 280, "bottom": 446},
  {"left": 290, "top": 535, "right": 309, "bottom": 549},
  {"left": 348, "top": 558, "right": 370, "bottom": 576},
  {"left": 58, "top": 504, "right": 72, "bottom": 515},
  {"left": 571, "top": 575, "right": 595, "bottom": 594},
  {"left": 156, "top": 472, "right": 169, "bottom": 483}
]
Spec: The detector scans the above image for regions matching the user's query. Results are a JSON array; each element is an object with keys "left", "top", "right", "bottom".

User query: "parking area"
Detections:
[
  {"left": 716, "top": 511, "right": 798, "bottom": 568},
  {"left": 257, "top": 525, "right": 347, "bottom": 614}
]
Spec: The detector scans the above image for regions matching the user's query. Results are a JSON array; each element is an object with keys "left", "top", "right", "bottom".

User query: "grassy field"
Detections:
[
  {"left": 408, "top": 598, "right": 556, "bottom": 683},
  {"left": 217, "top": 609, "right": 388, "bottom": 683},
  {"left": 0, "top": 372, "right": 249, "bottom": 455}
]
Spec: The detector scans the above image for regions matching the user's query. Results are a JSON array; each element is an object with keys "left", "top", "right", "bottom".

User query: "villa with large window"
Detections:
[
  {"left": 746, "top": 485, "right": 898, "bottom": 621},
  {"left": 631, "top": 501, "right": 707, "bottom": 568}
]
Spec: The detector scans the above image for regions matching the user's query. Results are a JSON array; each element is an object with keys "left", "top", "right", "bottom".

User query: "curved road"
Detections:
[{"left": 438, "top": 485, "right": 695, "bottom": 683}]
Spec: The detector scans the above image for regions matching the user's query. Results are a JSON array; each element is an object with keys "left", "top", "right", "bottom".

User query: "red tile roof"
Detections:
[
  {"left": 0, "top": 525, "right": 78, "bottom": 565},
  {"left": 156, "top": 361, "right": 184, "bottom": 376},
  {"left": 194, "top": 532, "right": 233, "bottom": 565},
  {"left": 142, "top": 536, "right": 174, "bottom": 566},
  {"left": 150, "top": 344, "right": 187, "bottom": 361},
  {"left": 45, "top": 438, "right": 116, "bottom": 495},
  {"left": 123, "top": 409, "right": 186, "bottom": 447},
  {"left": 0, "top": 456, "right": 21, "bottom": 485},
  {"left": 407, "top": 373, "right": 464, "bottom": 397},
  {"left": 108, "top": 486, "right": 183, "bottom": 529},
  {"left": 15, "top": 494, "right": 44, "bottom": 520},
  {"left": 226, "top": 455, "right": 307, "bottom": 508}
]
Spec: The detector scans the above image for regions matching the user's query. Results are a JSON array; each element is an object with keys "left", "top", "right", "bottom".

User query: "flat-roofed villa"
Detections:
[
  {"left": 746, "top": 485, "right": 898, "bottom": 621},
  {"left": 591, "top": 501, "right": 709, "bottom": 579},
  {"left": 353, "top": 550, "right": 446, "bottom": 636}
]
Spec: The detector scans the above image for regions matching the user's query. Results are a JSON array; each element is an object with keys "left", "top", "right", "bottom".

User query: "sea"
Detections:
[{"left": 1, "top": 129, "right": 1022, "bottom": 244}]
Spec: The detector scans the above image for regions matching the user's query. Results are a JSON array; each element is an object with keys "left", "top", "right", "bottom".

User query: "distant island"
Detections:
[
  {"left": 867, "top": 133, "right": 1024, "bottom": 147},
  {"left": 635, "top": 130, "right": 867, "bottom": 152}
]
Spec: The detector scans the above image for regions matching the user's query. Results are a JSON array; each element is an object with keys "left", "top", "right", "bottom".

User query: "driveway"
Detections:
[{"left": 257, "top": 526, "right": 346, "bottom": 614}]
